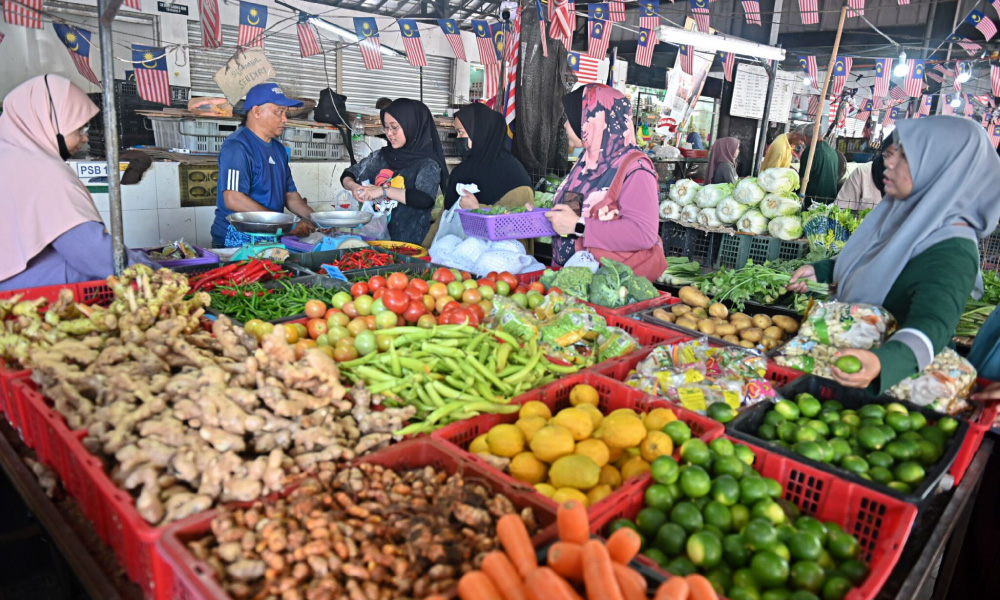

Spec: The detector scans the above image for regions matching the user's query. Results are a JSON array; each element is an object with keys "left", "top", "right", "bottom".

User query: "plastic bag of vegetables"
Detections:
[
  {"left": 695, "top": 183, "right": 735, "bottom": 209},
  {"left": 798, "top": 301, "right": 896, "bottom": 348},
  {"left": 733, "top": 177, "right": 767, "bottom": 206},
  {"left": 767, "top": 215, "right": 804, "bottom": 240},
  {"left": 888, "top": 347, "right": 977, "bottom": 410},
  {"left": 758, "top": 167, "right": 801, "bottom": 194},
  {"left": 737, "top": 209, "right": 769, "bottom": 235},
  {"left": 716, "top": 197, "right": 750, "bottom": 224},
  {"left": 659, "top": 200, "right": 682, "bottom": 220},
  {"left": 760, "top": 193, "right": 802, "bottom": 219},
  {"left": 669, "top": 179, "right": 701, "bottom": 206}
]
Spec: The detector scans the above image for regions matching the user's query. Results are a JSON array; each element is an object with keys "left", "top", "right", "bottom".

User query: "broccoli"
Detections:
[
  {"left": 625, "top": 275, "right": 658, "bottom": 303},
  {"left": 539, "top": 269, "right": 559, "bottom": 288},
  {"left": 590, "top": 269, "right": 628, "bottom": 308},
  {"left": 552, "top": 267, "right": 593, "bottom": 300}
]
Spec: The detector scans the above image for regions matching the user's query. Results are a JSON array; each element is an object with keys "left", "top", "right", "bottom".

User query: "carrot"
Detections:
[
  {"left": 654, "top": 576, "right": 690, "bottom": 600},
  {"left": 547, "top": 542, "right": 583, "bottom": 582},
  {"left": 582, "top": 540, "right": 624, "bottom": 600},
  {"left": 481, "top": 551, "right": 528, "bottom": 600},
  {"left": 458, "top": 571, "right": 504, "bottom": 600},
  {"left": 606, "top": 527, "right": 642, "bottom": 564},
  {"left": 612, "top": 561, "right": 647, "bottom": 600},
  {"left": 524, "top": 567, "right": 582, "bottom": 600},
  {"left": 685, "top": 574, "right": 719, "bottom": 600},
  {"left": 557, "top": 500, "right": 590, "bottom": 545},
  {"left": 497, "top": 514, "right": 537, "bottom": 578}
]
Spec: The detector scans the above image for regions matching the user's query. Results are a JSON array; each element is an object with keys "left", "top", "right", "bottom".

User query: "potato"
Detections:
[
  {"left": 678, "top": 286, "right": 710, "bottom": 309},
  {"left": 711, "top": 317, "right": 728, "bottom": 325},
  {"left": 671, "top": 304, "right": 693, "bottom": 316},
  {"left": 761, "top": 338, "right": 780, "bottom": 352},
  {"left": 697, "top": 319, "right": 716, "bottom": 335},
  {"left": 731, "top": 317, "right": 753, "bottom": 332},
  {"left": 772, "top": 315, "right": 800, "bottom": 334},
  {"left": 740, "top": 327, "right": 765, "bottom": 343},
  {"left": 723, "top": 335, "right": 741, "bottom": 344},
  {"left": 692, "top": 307, "right": 708, "bottom": 320},
  {"left": 763, "top": 326, "right": 784, "bottom": 341},
  {"left": 676, "top": 317, "right": 699, "bottom": 331},
  {"left": 652, "top": 308, "right": 671, "bottom": 322},
  {"left": 752, "top": 314, "right": 772, "bottom": 329},
  {"left": 739, "top": 340, "right": 755, "bottom": 349},
  {"left": 714, "top": 323, "right": 737, "bottom": 337},
  {"left": 731, "top": 312, "right": 749, "bottom": 322},
  {"left": 708, "top": 303, "right": 729, "bottom": 319}
]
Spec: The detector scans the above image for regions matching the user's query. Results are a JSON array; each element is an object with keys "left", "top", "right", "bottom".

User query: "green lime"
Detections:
[
  {"left": 751, "top": 499, "right": 787, "bottom": 526},
  {"left": 894, "top": 461, "right": 926, "bottom": 485},
  {"left": 680, "top": 439, "right": 711, "bottom": 467},
  {"left": 795, "top": 427, "right": 820, "bottom": 444},
  {"left": 857, "top": 426, "right": 887, "bottom": 451},
  {"left": 666, "top": 555, "right": 697, "bottom": 576},
  {"left": 859, "top": 417, "right": 884, "bottom": 429},
  {"left": 709, "top": 402, "right": 738, "bottom": 423},
  {"left": 824, "top": 522, "right": 845, "bottom": 541},
  {"left": 765, "top": 410, "right": 788, "bottom": 427},
  {"left": 869, "top": 466, "right": 894, "bottom": 484},
  {"left": 776, "top": 524, "right": 796, "bottom": 544},
  {"left": 709, "top": 476, "right": 740, "bottom": 507},
  {"left": 743, "top": 518, "right": 778, "bottom": 551},
  {"left": 878, "top": 425, "right": 897, "bottom": 442},
  {"left": 642, "top": 547, "right": 669, "bottom": 567},
  {"left": 821, "top": 575, "right": 852, "bottom": 600},
  {"left": 655, "top": 522, "right": 688, "bottom": 556},
  {"left": 919, "top": 425, "right": 948, "bottom": 449},
  {"left": 827, "top": 532, "right": 860, "bottom": 561},
  {"left": 900, "top": 431, "right": 923, "bottom": 443},
  {"left": 608, "top": 518, "right": 640, "bottom": 536},
  {"left": 724, "top": 533, "right": 752, "bottom": 568},
  {"left": 938, "top": 416, "right": 959, "bottom": 436},
  {"left": 645, "top": 483, "right": 677, "bottom": 512},
  {"left": 765, "top": 478, "right": 784, "bottom": 499},
  {"left": 705, "top": 501, "right": 734, "bottom": 532},
  {"left": 834, "top": 355, "right": 862, "bottom": 374},
  {"left": 687, "top": 531, "right": 724, "bottom": 567},
  {"left": 817, "top": 549, "right": 835, "bottom": 570},
  {"left": 788, "top": 531, "right": 823, "bottom": 561},
  {"left": 840, "top": 413, "right": 861, "bottom": 427},
  {"left": 917, "top": 440, "right": 942, "bottom": 466},
  {"left": 732, "top": 504, "right": 751, "bottom": 531},
  {"left": 839, "top": 558, "right": 869, "bottom": 585},
  {"left": 885, "top": 412, "right": 912, "bottom": 433},
  {"left": 670, "top": 501, "right": 704, "bottom": 533},
  {"left": 707, "top": 566, "right": 734, "bottom": 595},
  {"left": 830, "top": 422, "right": 851, "bottom": 439},
  {"left": 773, "top": 542, "right": 791, "bottom": 561},
  {"left": 839, "top": 455, "right": 869, "bottom": 475},
  {"left": 733, "top": 567, "right": 758, "bottom": 590},
  {"left": 710, "top": 437, "right": 737, "bottom": 457},
  {"left": 888, "top": 438, "right": 921, "bottom": 461},
  {"left": 664, "top": 420, "right": 693, "bottom": 446},
  {"left": 778, "top": 422, "right": 800, "bottom": 443},
  {"left": 741, "top": 477, "right": 771, "bottom": 505},
  {"left": 778, "top": 498, "right": 801, "bottom": 521},
  {"left": 822, "top": 400, "right": 844, "bottom": 413},
  {"left": 866, "top": 451, "right": 894, "bottom": 469},
  {"left": 703, "top": 524, "right": 725, "bottom": 541},
  {"left": 735, "top": 444, "right": 757, "bottom": 466},
  {"left": 762, "top": 591, "right": 792, "bottom": 600},
  {"left": 885, "top": 402, "right": 908, "bottom": 415},
  {"left": 694, "top": 496, "right": 711, "bottom": 511},
  {"left": 775, "top": 400, "right": 801, "bottom": 421},
  {"left": 887, "top": 480, "right": 913, "bottom": 493},
  {"left": 858, "top": 404, "right": 887, "bottom": 420},
  {"left": 806, "top": 419, "right": 831, "bottom": 437},
  {"left": 820, "top": 411, "right": 842, "bottom": 426},
  {"left": 908, "top": 412, "right": 928, "bottom": 431},
  {"left": 680, "top": 465, "right": 713, "bottom": 499},
  {"left": 715, "top": 455, "right": 747, "bottom": 479},
  {"left": 651, "top": 455, "right": 681, "bottom": 485},
  {"left": 794, "top": 441, "right": 825, "bottom": 462},
  {"left": 796, "top": 394, "right": 823, "bottom": 418},
  {"left": 791, "top": 561, "right": 826, "bottom": 593},
  {"left": 794, "top": 516, "right": 827, "bottom": 539},
  {"left": 816, "top": 440, "right": 836, "bottom": 463},
  {"left": 829, "top": 439, "right": 852, "bottom": 462},
  {"left": 635, "top": 507, "right": 668, "bottom": 537},
  {"left": 751, "top": 550, "right": 790, "bottom": 589},
  {"left": 730, "top": 587, "right": 763, "bottom": 600},
  {"left": 788, "top": 592, "right": 820, "bottom": 600}
]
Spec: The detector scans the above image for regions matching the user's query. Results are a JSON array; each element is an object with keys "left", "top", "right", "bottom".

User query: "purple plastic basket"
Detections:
[
  {"left": 280, "top": 236, "right": 317, "bottom": 253},
  {"left": 458, "top": 208, "right": 557, "bottom": 241},
  {"left": 140, "top": 245, "right": 218, "bottom": 268}
]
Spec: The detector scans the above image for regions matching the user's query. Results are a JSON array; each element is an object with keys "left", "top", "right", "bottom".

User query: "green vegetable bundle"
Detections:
[
  {"left": 470, "top": 206, "right": 529, "bottom": 215},
  {"left": 693, "top": 262, "right": 828, "bottom": 311},
  {"left": 206, "top": 280, "right": 335, "bottom": 323}
]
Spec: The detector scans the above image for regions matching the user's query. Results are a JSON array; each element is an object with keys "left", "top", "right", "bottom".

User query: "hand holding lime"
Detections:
[{"left": 835, "top": 355, "right": 863, "bottom": 374}]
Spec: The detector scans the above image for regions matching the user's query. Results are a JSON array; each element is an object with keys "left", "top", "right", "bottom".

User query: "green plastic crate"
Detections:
[{"left": 715, "top": 233, "right": 808, "bottom": 269}]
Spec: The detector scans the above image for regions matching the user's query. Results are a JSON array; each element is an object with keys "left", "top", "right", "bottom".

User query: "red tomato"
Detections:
[
  {"left": 403, "top": 301, "right": 426, "bottom": 323},
  {"left": 404, "top": 287, "right": 424, "bottom": 302},
  {"left": 442, "top": 308, "right": 472, "bottom": 325},
  {"left": 350, "top": 281, "right": 370, "bottom": 297},
  {"left": 441, "top": 300, "right": 462, "bottom": 313},
  {"left": 485, "top": 271, "right": 499, "bottom": 282},
  {"left": 323, "top": 307, "right": 342, "bottom": 319},
  {"left": 382, "top": 289, "right": 409, "bottom": 315},
  {"left": 364, "top": 315, "right": 377, "bottom": 330},
  {"left": 342, "top": 301, "right": 358, "bottom": 318},
  {"left": 372, "top": 287, "right": 386, "bottom": 301},
  {"left": 368, "top": 276, "right": 388, "bottom": 291},
  {"left": 498, "top": 272, "right": 518, "bottom": 288},
  {"left": 408, "top": 278, "right": 429, "bottom": 295},
  {"left": 307, "top": 318, "right": 328, "bottom": 339},
  {"left": 432, "top": 268, "right": 455, "bottom": 284},
  {"left": 387, "top": 272, "right": 409, "bottom": 291},
  {"left": 466, "top": 303, "right": 485, "bottom": 322},
  {"left": 461, "top": 288, "right": 483, "bottom": 304},
  {"left": 528, "top": 282, "right": 546, "bottom": 294},
  {"left": 477, "top": 279, "right": 497, "bottom": 291},
  {"left": 514, "top": 285, "right": 529, "bottom": 296},
  {"left": 305, "top": 299, "right": 327, "bottom": 319},
  {"left": 460, "top": 271, "right": 472, "bottom": 281},
  {"left": 548, "top": 286, "right": 563, "bottom": 296}
]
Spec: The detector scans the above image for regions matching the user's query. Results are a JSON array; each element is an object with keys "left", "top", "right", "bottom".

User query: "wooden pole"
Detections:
[{"left": 800, "top": 4, "right": 848, "bottom": 200}]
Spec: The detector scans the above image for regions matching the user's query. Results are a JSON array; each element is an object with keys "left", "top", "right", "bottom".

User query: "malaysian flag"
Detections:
[
  {"left": 397, "top": 19, "right": 426, "bottom": 67},
  {"left": 354, "top": 17, "right": 383, "bottom": 70},
  {"left": 967, "top": 10, "right": 997, "bottom": 41},
  {"left": 898, "top": 0, "right": 909, "bottom": 4},
  {"left": 872, "top": 58, "right": 891, "bottom": 100},
  {"left": 994, "top": 0, "right": 1000, "bottom": 18},
  {"left": 198, "top": 0, "right": 222, "bottom": 48},
  {"left": 588, "top": 4, "right": 611, "bottom": 59},
  {"left": 568, "top": 1, "right": 577, "bottom": 33},
  {"left": 918, "top": 94, "right": 932, "bottom": 116},
  {"left": 992, "top": 62, "right": 1000, "bottom": 98},
  {"left": 568, "top": 51, "right": 601, "bottom": 84},
  {"left": 534, "top": 0, "right": 549, "bottom": 57},
  {"left": 943, "top": 94, "right": 955, "bottom": 115},
  {"left": 889, "top": 81, "right": 908, "bottom": 101},
  {"left": 238, "top": 2, "right": 267, "bottom": 48},
  {"left": 438, "top": 19, "right": 467, "bottom": 61},
  {"left": 53, "top": 24, "right": 100, "bottom": 85},
  {"left": 857, "top": 98, "right": 872, "bottom": 122},
  {"left": 640, "top": 0, "right": 660, "bottom": 31},
  {"left": 503, "top": 9, "right": 521, "bottom": 136},
  {"left": 989, "top": 122, "right": 1000, "bottom": 148},
  {"left": 798, "top": 0, "right": 818, "bottom": 25},
  {"left": 719, "top": 50, "right": 735, "bottom": 81},
  {"left": 798, "top": 55, "right": 818, "bottom": 88},
  {"left": 123, "top": 0, "right": 140, "bottom": 9},
  {"left": 4, "top": 0, "right": 42, "bottom": 29},
  {"left": 847, "top": 0, "right": 864, "bottom": 17},
  {"left": 472, "top": 20, "right": 495, "bottom": 65},
  {"left": 483, "top": 64, "right": 500, "bottom": 100},
  {"left": 882, "top": 106, "right": 900, "bottom": 128},
  {"left": 132, "top": 44, "right": 171, "bottom": 105},
  {"left": 609, "top": 1, "right": 625, "bottom": 22},
  {"left": 964, "top": 94, "right": 975, "bottom": 117},
  {"left": 691, "top": 0, "right": 711, "bottom": 32},
  {"left": 927, "top": 69, "right": 944, "bottom": 84},
  {"left": 947, "top": 34, "right": 983, "bottom": 56},
  {"left": 549, "top": 0, "right": 572, "bottom": 49},
  {"left": 742, "top": 1, "right": 761, "bottom": 25},
  {"left": 904, "top": 60, "right": 924, "bottom": 97},
  {"left": 636, "top": 28, "right": 655, "bottom": 67},
  {"left": 679, "top": 44, "right": 693, "bottom": 76},
  {"left": 831, "top": 57, "right": 852, "bottom": 96},
  {"left": 296, "top": 20, "right": 322, "bottom": 58},
  {"left": 807, "top": 95, "right": 819, "bottom": 117}
]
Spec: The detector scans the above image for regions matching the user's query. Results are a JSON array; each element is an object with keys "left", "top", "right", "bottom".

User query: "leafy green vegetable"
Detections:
[
  {"left": 693, "top": 262, "right": 829, "bottom": 311},
  {"left": 551, "top": 267, "right": 594, "bottom": 300},
  {"left": 533, "top": 191, "right": 555, "bottom": 208},
  {"left": 767, "top": 215, "right": 804, "bottom": 240},
  {"left": 470, "top": 206, "right": 529, "bottom": 215},
  {"left": 657, "top": 257, "right": 702, "bottom": 285}
]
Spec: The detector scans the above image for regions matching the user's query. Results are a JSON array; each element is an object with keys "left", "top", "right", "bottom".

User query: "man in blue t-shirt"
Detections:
[{"left": 211, "top": 83, "right": 316, "bottom": 247}]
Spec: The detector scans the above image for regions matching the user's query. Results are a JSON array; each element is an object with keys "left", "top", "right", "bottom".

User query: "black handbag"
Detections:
[{"left": 315, "top": 88, "right": 358, "bottom": 165}]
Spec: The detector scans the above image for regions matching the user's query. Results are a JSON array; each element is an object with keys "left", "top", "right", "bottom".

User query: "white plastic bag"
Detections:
[
  {"left": 357, "top": 201, "right": 390, "bottom": 240},
  {"left": 432, "top": 205, "right": 467, "bottom": 246}
]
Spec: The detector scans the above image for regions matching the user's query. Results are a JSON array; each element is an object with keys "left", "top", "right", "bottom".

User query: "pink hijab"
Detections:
[
  {"left": 0, "top": 75, "right": 102, "bottom": 281},
  {"left": 705, "top": 137, "right": 740, "bottom": 183}
]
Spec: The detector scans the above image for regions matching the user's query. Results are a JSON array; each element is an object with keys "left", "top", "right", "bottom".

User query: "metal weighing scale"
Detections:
[{"left": 226, "top": 212, "right": 300, "bottom": 261}]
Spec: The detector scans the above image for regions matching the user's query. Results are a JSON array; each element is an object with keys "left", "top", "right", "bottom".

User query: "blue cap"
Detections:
[{"left": 244, "top": 83, "right": 304, "bottom": 111}]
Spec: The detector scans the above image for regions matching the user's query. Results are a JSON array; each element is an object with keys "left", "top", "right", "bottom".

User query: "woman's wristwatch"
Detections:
[
  {"left": 381, "top": 186, "right": 388, "bottom": 200},
  {"left": 574, "top": 217, "right": 586, "bottom": 237}
]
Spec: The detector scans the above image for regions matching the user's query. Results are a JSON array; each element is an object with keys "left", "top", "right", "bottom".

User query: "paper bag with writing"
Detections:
[{"left": 213, "top": 48, "right": 277, "bottom": 105}]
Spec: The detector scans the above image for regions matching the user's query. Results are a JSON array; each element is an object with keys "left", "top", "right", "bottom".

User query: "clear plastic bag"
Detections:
[{"left": 889, "top": 348, "right": 978, "bottom": 410}]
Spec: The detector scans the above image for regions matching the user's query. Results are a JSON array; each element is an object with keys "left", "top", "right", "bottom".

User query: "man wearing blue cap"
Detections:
[{"left": 211, "top": 83, "right": 316, "bottom": 247}]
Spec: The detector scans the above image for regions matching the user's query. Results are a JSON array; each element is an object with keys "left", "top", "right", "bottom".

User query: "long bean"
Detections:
[{"left": 206, "top": 280, "right": 337, "bottom": 322}]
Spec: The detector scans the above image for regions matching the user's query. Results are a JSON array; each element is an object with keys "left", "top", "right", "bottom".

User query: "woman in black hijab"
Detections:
[
  {"left": 341, "top": 98, "right": 447, "bottom": 244},
  {"left": 444, "top": 103, "right": 532, "bottom": 210}
]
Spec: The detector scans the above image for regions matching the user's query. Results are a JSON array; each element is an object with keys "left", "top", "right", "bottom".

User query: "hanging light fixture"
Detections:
[
  {"left": 951, "top": 95, "right": 963, "bottom": 107},
  {"left": 893, "top": 50, "right": 909, "bottom": 77},
  {"left": 803, "top": 76, "right": 811, "bottom": 86},
  {"left": 956, "top": 61, "right": 972, "bottom": 83}
]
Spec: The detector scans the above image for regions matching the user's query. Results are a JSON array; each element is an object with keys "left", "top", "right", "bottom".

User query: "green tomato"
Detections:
[
  {"left": 354, "top": 330, "right": 377, "bottom": 356},
  {"left": 327, "top": 325, "right": 350, "bottom": 343},
  {"left": 354, "top": 295, "right": 374, "bottom": 316},
  {"left": 479, "top": 285, "right": 495, "bottom": 300},
  {"left": 511, "top": 293, "right": 529, "bottom": 308},
  {"left": 463, "top": 279, "right": 479, "bottom": 290},
  {"left": 496, "top": 280, "right": 511, "bottom": 296},
  {"left": 447, "top": 281, "right": 466, "bottom": 299},
  {"left": 331, "top": 291, "right": 352, "bottom": 309},
  {"left": 370, "top": 298, "right": 388, "bottom": 314},
  {"left": 375, "top": 310, "right": 398, "bottom": 330}
]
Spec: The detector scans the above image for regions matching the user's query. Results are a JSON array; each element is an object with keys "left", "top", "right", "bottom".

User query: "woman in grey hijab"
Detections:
[{"left": 787, "top": 116, "right": 1000, "bottom": 394}]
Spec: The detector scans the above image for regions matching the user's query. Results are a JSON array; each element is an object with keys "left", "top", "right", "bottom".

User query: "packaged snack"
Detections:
[{"left": 889, "top": 347, "right": 978, "bottom": 410}]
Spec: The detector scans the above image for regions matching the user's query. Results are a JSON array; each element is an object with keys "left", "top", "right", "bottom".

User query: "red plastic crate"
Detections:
[
  {"left": 432, "top": 372, "right": 723, "bottom": 517},
  {"left": 0, "top": 363, "right": 30, "bottom": 433},
  {"left": 603, "top": 313, "right": 692, "bottom": 348},
  {"left": 951, "top": 377, "right": 999, "bottom": 486},
  {"left": 592, "top": 435, "right": 918, "bottom": 600},
  {"left": 156, "top": 438, "right": 559, "bottom": 600},
  {"left": 0, "top": 279, "right": 113, "bottom": 305},
  {"left": 765, "top": 361, "right": 805, "bottom": 388}
]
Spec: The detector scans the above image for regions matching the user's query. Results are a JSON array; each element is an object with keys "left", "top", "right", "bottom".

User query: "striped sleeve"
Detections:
[{"left": 219, "top": 142, "right": 252, "bottom": 195}]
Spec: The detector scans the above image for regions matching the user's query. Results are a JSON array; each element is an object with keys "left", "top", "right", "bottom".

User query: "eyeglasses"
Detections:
[{"left": 382, "top": 123, "right": 402, "bottom": 134}]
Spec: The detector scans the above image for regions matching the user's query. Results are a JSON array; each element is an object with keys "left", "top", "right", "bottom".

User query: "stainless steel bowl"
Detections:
[
  {"left": 227, "top": 211, "right": 299, "bottom": 234},
  {"left": 309, "top": 211, "right": 374, "bottom": 228}
]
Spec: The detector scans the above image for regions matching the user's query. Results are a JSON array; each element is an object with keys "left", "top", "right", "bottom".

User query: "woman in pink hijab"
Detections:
[
  {"left": 706, "top": 137, "right": 740, "bottom": 184},
  {"left": 0, "top": 75, "right": 152, "bottom": 291}
]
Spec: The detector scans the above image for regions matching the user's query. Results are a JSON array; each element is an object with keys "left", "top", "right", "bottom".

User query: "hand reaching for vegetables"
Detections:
[
  {"left": 787, "top": 265, "right": 818, "bottom": 293},
  {"left": 546, "top": 204, "right": 579, "bottom": 236},
  {"left": 459, "top": 191, "right": 480, "bottom": 209},
  {"left": 831, "top": 348, "right": 882, "bottom": 389}
]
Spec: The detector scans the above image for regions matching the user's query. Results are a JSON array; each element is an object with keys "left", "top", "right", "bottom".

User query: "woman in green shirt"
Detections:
[{"left": 788, "top": 116, "right": 1000, "bottom": 395}]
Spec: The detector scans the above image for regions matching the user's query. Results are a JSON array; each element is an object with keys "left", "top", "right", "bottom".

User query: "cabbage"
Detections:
[
  {"left": 695, "top": 183, "right": 734, "bottom": 209},
  {"left": 697, "top": 207, "right": 723, "bottom": 228},
  {"left": 680, "top": 204, "right": 701, "bottom": 224},
  {"left": 733, "top": 177, "right": 766, "bottom": 206},
  {"left": 670, "top": 179, "right": 701, "bottom": 206},
  {"left": 768, "top": 215, "right": 804, "bottom": 240},
  {"left": 716, "top": 198, "right": 750, "bottom": 224},
  {"left": 737, "top": 210, "right": 769, "bottom": 235},
  {"left": 758, "top": 168, "right": 801, "bottom": 194},
  {"left": 760, "top": 193, "right": 802, "bottom": 219},
  {"left": 659, "top": 200, "right": 682, "bottom": 220}
]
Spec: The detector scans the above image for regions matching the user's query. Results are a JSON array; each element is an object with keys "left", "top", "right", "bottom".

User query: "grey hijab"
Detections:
[{"left": 833, "top": 116, "right": 1000, "bottom": 305}]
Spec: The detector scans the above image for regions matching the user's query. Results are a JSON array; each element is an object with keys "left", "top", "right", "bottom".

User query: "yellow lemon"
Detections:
[
  {"left": 640, "top": 430, "right": 675, "bottom": 463},
  {"left": 552, "top": 487, "right": 590, "bottom": 507},
  {"left": 599, "top": 464, "right": 623, "bottom": 489},
  {"left": 643, "top": 407, "right": 678, "bottom": 432},
  {"left": 529, "top": 425, "right": 576, "bottom": 463},
  {"left": 606, "top": 445, "right": 624, "bottom": 464},
  {"left": 620, "top": 456, "right": 651, "bottom": 480},
  {"left": 549, "top": 455, "right": 601, "bottom": 489},
  {"left": 574, "top": 439, "right": 610, "bottom": 468},
  {"left": 594, "top": 412, "right": 648, "bottom": 449},
  {"left": 516, "top": 416, "right": 548, "bottom": 444},
  {"left": 534, "top": 483, "right": 557, "bottom": 498},
  {"left": 569, "top": 383, "right": 600, "bottom": 407},
  {"left": 519, "top": 400, "right": 552, "bottom": 420},
  {"left": 552, "top": 407, "right": 594, "bottom": 441},
  {"left": 587, "top": 484, "right": 613, "bottom": 506},
  {"left": 469, "top": 433, "right": 489, "bottom": 454},
  {"left": 615, "top": 447, "right": 641, "bottom": 469},
  {"left": 509, "top": 452, "right": 548, "bottom": 484},
  {"left": 576, "top": 403, "right": 604, "bottom": 429},
  {"left": 487, "top": 424, "right": 525, "bottom": 458},
  {"left": 610, "top": 408, "right": 640, "bottom": 419}
]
